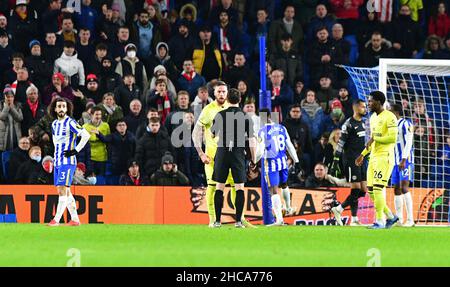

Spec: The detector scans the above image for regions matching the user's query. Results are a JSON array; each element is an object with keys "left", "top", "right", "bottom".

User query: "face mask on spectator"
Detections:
[
  {"left": 43, "top": 161, "right": 54, "bottom": 173},
  {"left": 31, "top": 155, "right": 42, "bottom": 162},
  {"left": 127, "top": 51, "right": 136, "bottom": 58}
]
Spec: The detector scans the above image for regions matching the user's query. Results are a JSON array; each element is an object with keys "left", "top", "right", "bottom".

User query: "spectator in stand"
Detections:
[
  {"left": 82, "top": 74, "right": 102, "bottom": 104},
  {"left": 305, "top": 162, "right": 347, "bottom": 188},
  {"left": 324, "top": 128, "right": 342, "bottom": 168},
  {"left": 28, "top": 124, "right": 53, "bottom": 157},
  {"left": 168, "top": 20, "right": 195, "bottom": 70},
  {"left": 428, "top": 2, "right": 450, "bottom": 39},
  {"left": 308, "top": 27, "right": 344, "bottom": 88},
  {"left": 0, "top": 31, "right": 13, "bottom": 81},
  {"left": 224, "top": 53, "right": 255, "bottom": 94},
  {"left": 268, "top": 4, "right": 304, "bottom": 55},
  {"left": 83, "top": 106, "right": 111, "bottom": 176},
  {"left": 300, "top": 89, "right": 325, "bottom": 142},
  {"left": 135, "top": 116, "right": 171, "bottom": 177},
  {"left": 331, "top": 23, "right": 350, "bottom": 87},
  {"left": 150, "top": 151, "right": 190, "bottom": 186},
  {"left": 3, "top": 53, "right": 25, "bottom": 88},
  {"left": 269, "top": 33, "right": 303, "bottom": 88},
  {"left": 243, "top": 98, "right": 261, "bottom": 136},
  {"left": 0, "top": 85, "right": 23, "bottom": 153},
  {"left": 292, "top": 0, "right": 319, "bottom": 27},
  {"left": 388, "top": 5, "right": 423, "bottom": 59},
  {"left": 306, "top": 4, "right": 337, "bottom": 41},
  {"left": 209, "top": 0, "right": 239, "bottom": 27},
  {"left": 111, "top": 26, "right": 131, "bottom": 61},
  {"left": 322, "top": 98, "right": 346, "bottom": 134},
  {"left": 115, "top": 43, "right": 149, "bottom": 96},
  {"left": 178, "top": 3, "right": 198, "bottom": 35},
  {"left": 423, "top": 35, "right": 449, "bottom": 59},
  {"left": 268, "top": 69, "right": 294, "bottom": 123},
  {"left": 124, "top": 99, "right": 145, "bottom": 135},
  {"left": 8, "top": 0, "right": 38, "bottom": 55},
  {"left": 28, "top": 155, "right": 54, "bottom": 184},
  {"left": 192, "top": 25, "right": 223, "bottom": 82},
  {"left": 400, "top": 0, "right": 423, "bottom": 22},
  {"left": 356, "top": 12, "right": 385, "bottom": 53},
  {"left": 293, "top": 79, "right": 306, "bottom": 104},
  {"left": 25, "top": 40, "right": 52, "bottom": 94},
  {"left": 177, "top": 59, "right": 206, "bottom": 101},
  {"left": 212, "top": 9, "right": 242, "bottom": 67},
  {"left": 148, "top": 42, "right": 179, "bottom": 84},
  {"left": 358, "top": 31, "right": 394, "bottom": 67},
  {"left": 6, "top": 136, "right": 30, "bottom": 181},
  {"left": 413, "top": 124, "right": 430, "bottom": 186},
  {"left": 315, "top": 75, "right": 339, "bottom": 114},
  {"left": 412, "top": 98, "right": 436, "bottom": 146},
  {"left": 73, "top": 162, "right": 97, "bottom": 185},
  {"left": 97, "top": 92, "right": 124, "bottom": 131},
  {"left": 54, "top": 40, "right": 85, "bottom": 90},
  {"left": 42, "top": 0, "right": 62, "bottom": 33},
  {"left": 42, "top": 32, "right": 62, "bottom": 65},
  {"left": 114, "top": 74, "right": 142, "bottom": 117},
  {"left": 74, "top": 0, "right": 98, "bottom": 37},
  {"left": 237, "top": 80, "right": 256, "bottom": 109},
  {"left": 313, "top": 132, "right": 330, "bottom": 167},
  {"left": 98, "top": 4, "right": 120, "bottom": 44},
  {"left": 249, "top": 7, "right": 271, "bottom": 66},
  {"left": 282, "top": 104, "right": 313, "bottom": 174},
  {"left": 135, "top": 108, "right": 169, "bottom": 140},
  {"left": 10, "top": 67, "right": 33, "bottom": 105},
  {"left": 148, "top": 65, "right": 177, "bottom": 96},
  {"left": 338, "top": 88, "right": 353, "bottom": 120},
  {"left": 119, "top": 160, "right": 149, "bottom": 186},
  {"left": 97, "top": 119, "right": 136, "bottom": 185},
  {"left": 75, "top": 28, "right": 95, "bottom": 67},
  {"left": 21, "top": 85, "right": 45, "bottom": 136},
  {"left": 57, "top": 16, "right": 78, "bottom": 44},
  {"left": 14, "top": 145, "right": 41, "bottom": 184},
  {"left": 191, "top": 86, "right": 213, "bottom": 121},
  {"left": 131, "top": 9, "right": 162, "bottom": 64},
  {"left": 146, "top": 78, "right": 176, "bottom": 123},
  {"left": 97, "top": 56, "right": 122, "bottom": 96},
  {"left": 165, "top": 90, "right": 191, "bottom": 136},
  {"left": 329, "top": 0, "right": 364, "bottom": 34}
]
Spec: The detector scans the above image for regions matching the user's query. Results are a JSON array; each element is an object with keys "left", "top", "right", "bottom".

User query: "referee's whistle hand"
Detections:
[{"left": 355, "top": 155, "right": 364, "bottom": 167}]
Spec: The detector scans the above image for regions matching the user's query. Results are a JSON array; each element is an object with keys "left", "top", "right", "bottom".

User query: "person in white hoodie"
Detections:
[{"left": 54, "top": 41, "right": 85, "bottom": 89}]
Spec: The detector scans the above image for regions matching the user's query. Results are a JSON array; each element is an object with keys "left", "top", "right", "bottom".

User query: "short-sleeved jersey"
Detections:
[
  {"left": 52, "top": 116, "right": 83, "bottom": 167},
  {"left": 258, "top": 123, "right": 290, "bottom": 172},
  {"left": 395, "top": 118, "right": 414, "bottom": 165},
  {"left": 197, "top": 100, "right": 228, "bottom": 158},
  {"left": 336, "top": 117, "right": 366, "bottom": 159},
  {"left": 369, "top": 110, "right": 398, "bottom": 156}
]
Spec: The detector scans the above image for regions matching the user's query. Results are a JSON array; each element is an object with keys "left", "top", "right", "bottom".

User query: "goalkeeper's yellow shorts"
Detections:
[
  {"left": 367, "top": 153, "right": 395, "bottom": 188},
  {"left": 205, "top": 161, "right": 234, "bottom": 186}
]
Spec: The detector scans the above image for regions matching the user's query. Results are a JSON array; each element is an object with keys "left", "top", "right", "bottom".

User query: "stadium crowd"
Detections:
[{"left": 0, "top": 0, "right": 449, "bottom": 187}]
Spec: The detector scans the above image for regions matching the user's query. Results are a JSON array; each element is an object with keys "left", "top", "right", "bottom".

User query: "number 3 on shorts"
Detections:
[{"left": 60, "top": 171, "right": 66, "bottom": 180}]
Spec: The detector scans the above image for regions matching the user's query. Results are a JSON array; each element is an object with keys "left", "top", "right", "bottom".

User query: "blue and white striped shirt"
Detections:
[
  {"left": 52, "top": 116, "right": 83, "bottom": 167},
  {"left": 394, "top": 118, "right": 414, "bottom": 165},
  {"left": 258, "top": 123, "right": 289, "bottom": 172}
]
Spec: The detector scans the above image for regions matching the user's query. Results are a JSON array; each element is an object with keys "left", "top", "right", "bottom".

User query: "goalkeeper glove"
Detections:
[
  {"left": 330, "top": 157, "right": 341, "bottom": 177},
  {"left": 63, "top": 149, "right": 78, "bottom": 158}
]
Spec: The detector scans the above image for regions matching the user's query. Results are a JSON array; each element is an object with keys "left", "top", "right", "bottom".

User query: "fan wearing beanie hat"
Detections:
[
  {"left": 149, "top": 152, "right": 190, "bottom": 186},
  {"left": 115, "top": 43, "right": 149, "bottom": 96}
]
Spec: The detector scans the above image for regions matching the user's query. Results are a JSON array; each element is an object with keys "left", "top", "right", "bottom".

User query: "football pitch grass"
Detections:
[{"left": 0, "top": 224, "right": 449, "bottom": 267}]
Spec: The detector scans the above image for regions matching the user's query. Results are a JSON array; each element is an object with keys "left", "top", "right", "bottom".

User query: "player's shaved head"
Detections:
[{"left": 353, "top": 99, "right": 367, "bottom": 117}]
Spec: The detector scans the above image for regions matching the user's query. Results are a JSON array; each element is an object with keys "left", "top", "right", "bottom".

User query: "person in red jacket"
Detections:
[
  {"left": 428, "top": 1, "right": 450, "bottom": 39},
  {"left": 329, "top": 0, "right": 364, "bottom": 34}
]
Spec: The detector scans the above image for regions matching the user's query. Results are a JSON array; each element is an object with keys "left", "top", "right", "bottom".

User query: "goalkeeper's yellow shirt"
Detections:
[
  {"left": 369, "top": 109, "right": 398, "bottom": 156},
  {"left": 197, "top": 100, "right": 229, "bottom": 158}
]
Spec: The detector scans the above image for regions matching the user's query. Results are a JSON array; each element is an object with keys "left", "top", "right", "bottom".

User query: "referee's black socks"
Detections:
[
  {"left": 235, "top": 190, "right": 245, "bottom": 222},
  {"left": 214, "top": 190, "right": 224, "bottom": 223},
  {"left": 341, "top": 188, "right": 361, "bottom": 217}
]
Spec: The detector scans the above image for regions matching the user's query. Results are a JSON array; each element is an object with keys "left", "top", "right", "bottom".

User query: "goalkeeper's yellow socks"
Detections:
[
  {"left": 373, "top": 187, "right": 386, "bottom": 225},
  {"left": 66, "top": 190, "right": 79, "bottom": 222},
  {"left": 206, "top": 185, "right": 216, "bottom": 224}
]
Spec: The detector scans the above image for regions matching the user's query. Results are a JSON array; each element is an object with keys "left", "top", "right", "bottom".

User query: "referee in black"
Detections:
[
  {"left": 331, "top": 99, "right": 368, "bottom": 226},
  {"left": 211, "top": 88, "right": 257, "bottom": 228}
]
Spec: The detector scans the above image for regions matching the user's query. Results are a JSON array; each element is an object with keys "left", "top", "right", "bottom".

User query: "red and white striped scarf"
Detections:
[
  {"left": 272, "top": 86, "right": 282, "bottom": 123},
  {"left": 156, "top": 92, "right": 172, "bottom": 123},
  {"left": 376, "top": 0, "right": 393, "bottom": 23},
  {"left": 181, "top": 70, "right": 196, "bottom": 82},
  {"left": 219, "top": 27, "right": 231, "bottom": 51}
]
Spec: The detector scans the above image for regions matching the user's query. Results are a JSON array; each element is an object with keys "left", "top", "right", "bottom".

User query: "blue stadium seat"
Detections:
[
  {"left": 344, "top": 35, "right": 359, "bottom": 65},
  {"left": 1, "top": 151, "right": 11, "bottom": 179},
  {"left": 96, "top": 176, "right": 106, "bottom": 185}
]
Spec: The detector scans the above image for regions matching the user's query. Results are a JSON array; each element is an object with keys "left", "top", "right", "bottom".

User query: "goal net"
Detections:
[{"left": 342, "top": 59, "right": 450, "bottom": 226}]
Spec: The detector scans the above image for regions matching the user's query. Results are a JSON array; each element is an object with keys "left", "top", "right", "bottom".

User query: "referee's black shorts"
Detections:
[
  {"left": 344, "top": 157, "right": 367, "bottom": 183},
  {"left": 213, "top": 147, "right": 246, "bottom": 184}
]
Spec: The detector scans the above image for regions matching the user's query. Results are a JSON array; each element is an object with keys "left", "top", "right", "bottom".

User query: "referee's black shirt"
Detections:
[{"left": 211, "top": 106, "right": 254, "bottom": 151}]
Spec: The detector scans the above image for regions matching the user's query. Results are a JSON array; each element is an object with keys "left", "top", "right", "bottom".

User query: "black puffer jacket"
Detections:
[{"left": 135, "top": 129, "right": 171, "bottom": 176}]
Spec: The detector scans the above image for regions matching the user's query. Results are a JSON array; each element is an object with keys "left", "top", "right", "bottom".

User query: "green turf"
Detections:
[{"left": 0, "top": 224, "right": 449, "bottom": 267}]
